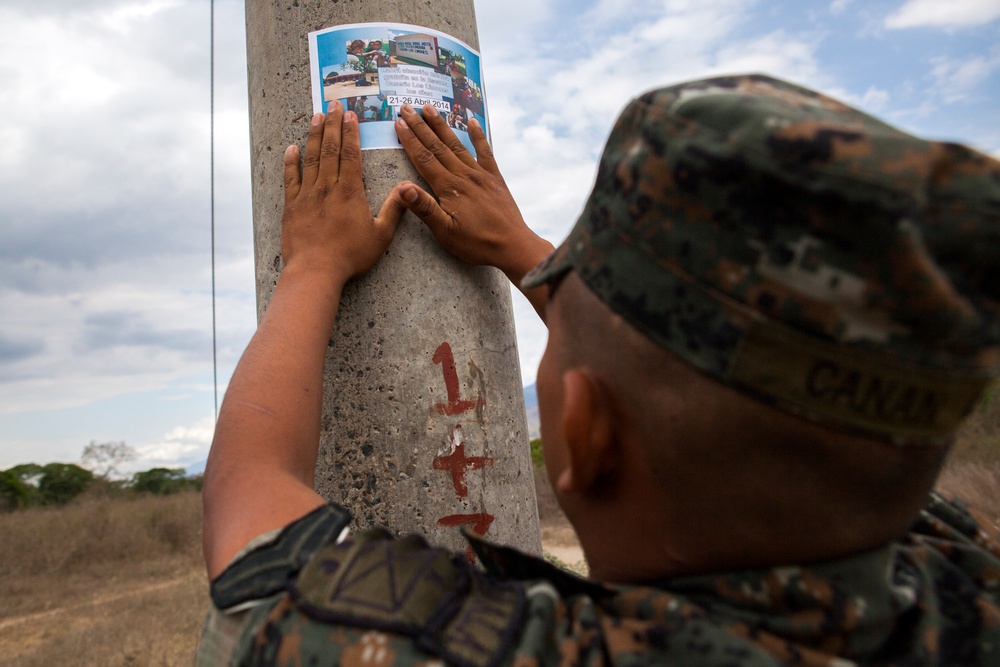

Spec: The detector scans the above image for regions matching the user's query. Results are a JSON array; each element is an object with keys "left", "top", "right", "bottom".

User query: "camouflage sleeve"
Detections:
[
  {"left": 195, "top": 503, "right": 353, "bottom": 666},
  {"left": 196, "top": 528, "right": 284, "bottom": 667},
  {"left": 913, "top": 491, "right": 1000, "bottom": 603}
]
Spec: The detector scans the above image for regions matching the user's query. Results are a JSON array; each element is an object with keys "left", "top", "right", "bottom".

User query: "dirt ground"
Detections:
[
  {"left": 0, "top": 477, "right": 582, "bottom": 666},
  {"left": 534, "top": 468, "right": 587, "bottom": 574}
]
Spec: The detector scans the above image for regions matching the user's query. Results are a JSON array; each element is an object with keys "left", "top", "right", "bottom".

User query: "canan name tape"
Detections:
[{"left": 726, "top": 322, "right": 991, "bottom": 443}]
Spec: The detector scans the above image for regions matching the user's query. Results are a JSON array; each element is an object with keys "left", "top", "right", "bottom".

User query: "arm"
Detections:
[
  {"left": 202, "top": 104, "right": 406, "bottom": 580},
  {"left": 393, "top": 104, "right": 554, "bottom": 321}
]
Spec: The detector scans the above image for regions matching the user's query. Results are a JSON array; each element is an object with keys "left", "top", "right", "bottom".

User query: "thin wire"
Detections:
[{"left": 210, "top": 0, "right": 219, "bottom": 422}]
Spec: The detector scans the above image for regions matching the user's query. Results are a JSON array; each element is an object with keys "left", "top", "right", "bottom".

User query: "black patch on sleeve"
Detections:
[{"left": 210, "top": 503, "right": 352, "bottom": 610}]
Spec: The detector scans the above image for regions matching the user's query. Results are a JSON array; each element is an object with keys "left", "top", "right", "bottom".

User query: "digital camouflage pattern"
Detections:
[
  {"left": 198, "top": 492, "right": 1000, "bottom": 666},
  {"left": 522, "top": 74, "right": 1000, "bottom": 445}
]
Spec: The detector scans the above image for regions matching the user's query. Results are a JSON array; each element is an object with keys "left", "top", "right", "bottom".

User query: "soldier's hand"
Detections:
[
  {"left": 282, "top": 102, "right": 406, "bottom": 285},
  {"left": 393, "top": 104, "right": 552, "bottom": 288}
]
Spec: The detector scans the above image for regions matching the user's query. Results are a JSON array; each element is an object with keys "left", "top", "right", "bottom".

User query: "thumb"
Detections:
[
  {"left": 373, "top": 185, "right": 408, "bottom": 245},
  {"left": 397, "top": 182, "right": 453, "bottom": 236}
]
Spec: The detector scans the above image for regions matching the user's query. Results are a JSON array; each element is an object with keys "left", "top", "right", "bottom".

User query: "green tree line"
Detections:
[{"left": 0, "top": 442, "right": 201, "bottom": 511}]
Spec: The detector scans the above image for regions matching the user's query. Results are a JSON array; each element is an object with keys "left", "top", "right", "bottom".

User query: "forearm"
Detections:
[
  {"left": 202, "top": 266, "right": 342, "bottom": 577},
  {"left": 208, "top": 265, "right": 342, "bottom": 484}
]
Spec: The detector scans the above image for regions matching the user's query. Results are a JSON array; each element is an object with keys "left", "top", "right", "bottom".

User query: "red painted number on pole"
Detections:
[
  {"left": 432, "top": 342, "right": 485, "bottom": 416},
  {"left": 437, "top": 513, "right": 496, "bottom": 563},
  {"left": 433, "top": 425, "right": 494, "bottom": 498}
]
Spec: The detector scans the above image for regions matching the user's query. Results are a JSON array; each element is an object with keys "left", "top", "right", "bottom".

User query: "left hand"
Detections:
[{"left": 281, "top": 102, "right": 406, "bottom": 285}]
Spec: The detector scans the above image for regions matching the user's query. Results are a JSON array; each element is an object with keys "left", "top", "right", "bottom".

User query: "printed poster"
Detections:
[{"left": 308, "top": 22, "right": 489, "bottom": 154}]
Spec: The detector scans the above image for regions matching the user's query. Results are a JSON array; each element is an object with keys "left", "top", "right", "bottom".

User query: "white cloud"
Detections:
[
  {"left": 831, "top": 85, "right": 892, "bottom": 113},
  {"left": 885, "top": 0, "right": 1000, "bottom": 29},
  {"left": 859, "top": 86, "right": 892, "bottom": 112},
  {"left": 929, "top": 53, "right": 1000, "bottom": 103},
  {"left": 474, "top": 0, "right": 552, "bottom": 47},
  {"left": 0, "top": 0, "right": 255, "bottom": 417},
  {"left": 710, "top": 31, "right": 825, "bottom": 83},
  {"left": 130, "top": 415, "right": 215, "bottom": 472},
  {"left": 830, "top": 0, "right": 853, "bottom": 15}
]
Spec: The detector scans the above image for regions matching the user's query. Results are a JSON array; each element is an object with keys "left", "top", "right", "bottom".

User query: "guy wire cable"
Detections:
[{"left": 210, "top": 0, "right": 219, "bottom": 422}]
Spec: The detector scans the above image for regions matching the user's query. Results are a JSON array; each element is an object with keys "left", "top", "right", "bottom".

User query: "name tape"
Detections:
[{"left": 726, "top": 322, "right": 991, "bottom": 443}]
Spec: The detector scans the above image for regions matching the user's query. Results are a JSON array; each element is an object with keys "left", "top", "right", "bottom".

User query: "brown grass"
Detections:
[
  {"left": 941, "top": 387, "right": 1000, "bottom": 525},
  {"left": 0, "top": 490, "right": 209, "bottom": 666}
]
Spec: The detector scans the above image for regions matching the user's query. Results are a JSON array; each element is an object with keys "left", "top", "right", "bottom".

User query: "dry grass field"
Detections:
[
  {"left": 0, "top": 491, "right": 207, "bottom": 666},
  {"left": 938, "top": 388, "right": 1000, "bottom": 523},
  {"left": 1, "top": 392, "right": 997, "bottom": 665}
]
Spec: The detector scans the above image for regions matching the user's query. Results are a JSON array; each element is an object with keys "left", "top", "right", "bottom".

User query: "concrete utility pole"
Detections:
[{"left": 245, "top": 0, "right": 542, "bottom": 557}]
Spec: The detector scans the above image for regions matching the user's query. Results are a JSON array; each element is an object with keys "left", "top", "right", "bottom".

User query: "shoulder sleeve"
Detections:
[
  {"left": 209, "top": 503, "right": 352, "bottom": 610},
  {"left": 912, "top": 491, "right": 1000, "bottom": 600}
]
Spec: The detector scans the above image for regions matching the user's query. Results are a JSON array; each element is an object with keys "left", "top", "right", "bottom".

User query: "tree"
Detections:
[
  {"left": 341, "top": 54, "right": 378, "bottom": 76},
  {"left": 81, "top": 441, "right": 136, "bottom": 479},
  {"left": 6, "top": 463, "right": 44, "bottom": 506},
  {"left": 38, "top": 463, "right": 94, "bottom": 505},
  {"left": 529, "top": 438, "right": 545, "bottom": 468},
  {"left": 7, "top": 463, "right": 44, "bottom": 486},
  {"left": 0, "top": 470, "right": 30, "bottom": 511},
  {"left": 131, "top": 467, "right": 189, "bottom": 495}
]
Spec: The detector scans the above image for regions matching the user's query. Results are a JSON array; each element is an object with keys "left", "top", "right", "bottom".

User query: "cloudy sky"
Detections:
[{"left": 1, "top": 0, "right": 997, "bottom": 474}]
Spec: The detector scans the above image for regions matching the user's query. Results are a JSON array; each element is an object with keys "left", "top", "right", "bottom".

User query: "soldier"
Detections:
[{"left": 198, "top": 75, "right": 1000, "bottom": 665}]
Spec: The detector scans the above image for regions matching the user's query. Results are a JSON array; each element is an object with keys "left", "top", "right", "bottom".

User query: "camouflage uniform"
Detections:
[
  {"left": 198, "top": 492, "right": 1000, "bottom": 665},
  {"left": 199, "top": 75, "right": 1000, "bottom": 664}
]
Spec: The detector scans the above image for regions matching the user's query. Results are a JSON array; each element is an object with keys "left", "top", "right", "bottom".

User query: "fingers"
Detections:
[
  {"left": 317, "top": 101, "right": 344, "bottom": 184},
  {"left": 301, "top": 112, "right": 325, "bottom": 188},
  {"left": 283, "top": 145, "right": 301, "bottom": 204},
  {"left": 336, "top": 111, "right": 365, "bottom": 196},
  {"left": 397, "top": 181, "right": 454, "bottom": 236},
  {"left": 396, "top": 105, "right": 466, "bottom": 181},
  {"left": 421, "top": 105, "right": 479, "bottom": 170},
  {"left": 469, "top": 118, "right": 500, "bottom": 176}
]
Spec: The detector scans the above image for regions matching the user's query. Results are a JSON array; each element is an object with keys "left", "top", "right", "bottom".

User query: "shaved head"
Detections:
[{"left": 546, "top": 273, "right": 948, "bottom": 573}]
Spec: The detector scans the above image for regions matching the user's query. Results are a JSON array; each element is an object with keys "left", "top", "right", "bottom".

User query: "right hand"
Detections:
[{"left": 393, "top": 104, "right": 553, "bottom": 289}]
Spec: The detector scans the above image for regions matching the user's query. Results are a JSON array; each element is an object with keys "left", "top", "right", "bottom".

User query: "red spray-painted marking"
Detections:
[
  {"left": 437, "top": 513, "right": 496, "bottom": 563},
  {"left": 432, "top": 342, "right": 485, "bottom": 416},
  {"left": 433, "top": 425, "right": 494, "bottom": 498}
]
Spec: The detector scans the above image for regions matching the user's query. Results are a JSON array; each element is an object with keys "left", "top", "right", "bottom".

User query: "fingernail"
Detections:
[
  {"left": 402, "top": 185, "right": 419, "bottom": 203},
  {"left": 343, "top": 111, "right": 354, "bottom": 124},
  {"left": 469, "top": 118, "right": 480, "bottom": 129},
  {"left": 425, "top": 105, "right": 439, "bottom": 117},
  {"left": 330, "top": 100, "right": 341, "bottom": 112},
  {"left": 284, "top": 145, "right": 297, "bottom": 157},
  {"left": 311, "top": 113, "right": 323, "bottom": 126},
  {"left": 395, "top": 118, "right": 409, "bottom": 133},
  {"left": 401, "top": 104, "right": 414, "bottom": 114}
]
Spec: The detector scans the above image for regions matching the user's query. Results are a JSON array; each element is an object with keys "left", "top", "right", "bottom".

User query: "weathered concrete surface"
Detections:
[{"left": 245, "top": 0, "right": 542, "bottom": 556}]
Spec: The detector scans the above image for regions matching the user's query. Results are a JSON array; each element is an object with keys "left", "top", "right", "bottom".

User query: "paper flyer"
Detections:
[{"left": 308, "top": 22, "right": 489, "bottom": 154}]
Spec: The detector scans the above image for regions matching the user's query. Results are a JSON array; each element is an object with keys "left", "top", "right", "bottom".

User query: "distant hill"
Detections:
[
  {"left": 524, "top": 382, "right": 540, "bottom": 439},
  {"left": 185, "top": 460, "right": 206, "bottom": 477}
]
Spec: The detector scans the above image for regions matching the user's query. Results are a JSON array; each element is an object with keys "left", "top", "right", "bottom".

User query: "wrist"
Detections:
[
  {"left": 499, "top": 231, "right": 555, "bottom": 287},
  {"left": 279, "top": 255, "right": 352, "bottom": 292},
  {"left": 272, "top": 261, "right": 347, "bottom": 318}
]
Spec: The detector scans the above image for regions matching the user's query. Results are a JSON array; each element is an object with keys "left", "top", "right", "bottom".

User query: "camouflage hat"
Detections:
[{"left": 522, "top": 74, "right": 1000, "bottom": 445}]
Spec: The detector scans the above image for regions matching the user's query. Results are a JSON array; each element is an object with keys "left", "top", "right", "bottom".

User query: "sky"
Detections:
[{"left": 1, "top": 0, "right": 998, "bottom": 474}]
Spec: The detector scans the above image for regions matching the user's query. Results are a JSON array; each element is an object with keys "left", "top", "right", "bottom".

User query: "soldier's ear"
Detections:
[{"left": 557, "top": 369, "right": 619, "bottom": 496}]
